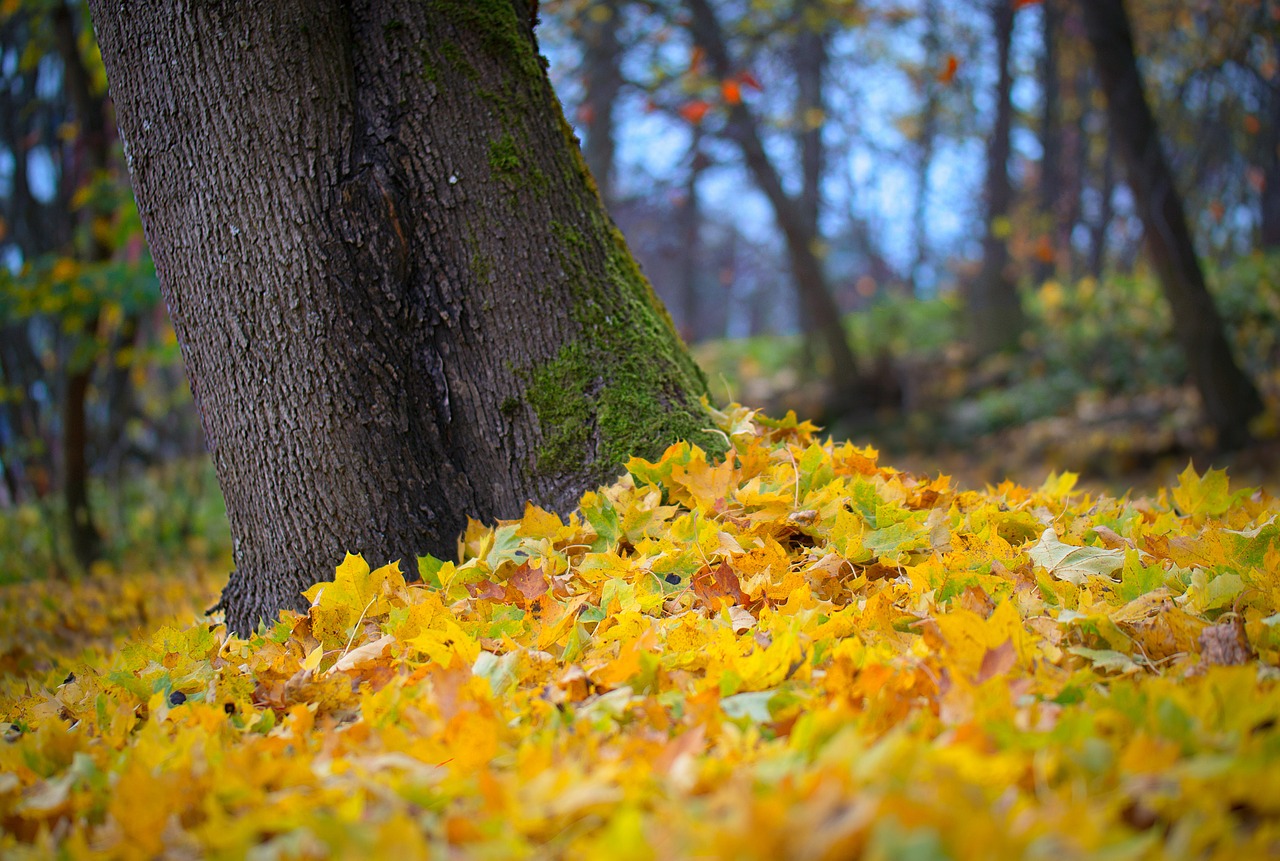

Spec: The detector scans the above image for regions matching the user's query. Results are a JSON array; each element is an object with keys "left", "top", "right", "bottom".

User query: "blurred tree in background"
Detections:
[{"left": 0, "top": 1, "right": 212, "bottom": 579}]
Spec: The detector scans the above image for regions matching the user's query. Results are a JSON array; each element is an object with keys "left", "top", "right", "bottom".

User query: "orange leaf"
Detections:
[
  {"left": 679, "top": 100, "right": 711, "bottom": 124},
  {"left": 938, "top": 54, "right": 959, "bottom": 85},
  {"left": 738, "top": 69, "right": 763, "bottom": 92},
  {"left": 1014, "top": 0, "right": 1041, "bottom": 8},
  {"left": 1244, "top": 114, "right": 1261, "bottom": 135},
  {"left": 721, "top": 78, "right": 742, "bottom": 106}
]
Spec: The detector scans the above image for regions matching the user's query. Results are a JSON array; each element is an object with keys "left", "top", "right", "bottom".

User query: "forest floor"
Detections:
[
  {"left": 698, "top": 345, "right": 1280, "bottom": 501},
  {"left": 4, "top": 402, "right": 1279, "bottom": 858}
]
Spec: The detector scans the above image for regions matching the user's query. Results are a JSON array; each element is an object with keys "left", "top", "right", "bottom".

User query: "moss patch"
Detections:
[
  {"left": 525, "top": 344, "right": 595, "bottom": 475},
  {"left": 437, "top": 40, "right": 478, "bottom": 80},
  {"left": 522, "top": 208, "right": 721, "bottom": 483},
  {"left": 489, "top": 135, "right": 521, "bottom": 174},
  {"left": 427, "top": 0, "right": 542, "bottom": 81},
  {"left": 488, "top": 134, "right": 548, "bottom": 194}
]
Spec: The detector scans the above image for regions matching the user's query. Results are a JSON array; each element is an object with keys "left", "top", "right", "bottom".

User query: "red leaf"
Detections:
[
  {"left": 679, "top": 100, "right": 711, "bottom": 124},
  {"left": 721, "top": 79, "right": 742, "bottom": 106}
]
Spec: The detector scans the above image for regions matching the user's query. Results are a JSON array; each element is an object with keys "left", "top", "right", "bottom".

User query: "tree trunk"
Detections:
[
  {"left": 677, "top": 131, "right": 706, "bottom": 341},
  {"left": 1032, "top": 0, "right": 1061, "bottom": 285},
  {"left": 910, "top": 0, "right": 941, "bottom": 296},
  {"left": 1261, "top": 70, "right": 1280, "bottom": 250},
  {"left": 53, "top": 2, "right": 109, "bottom": 572},
  {"left": 89, "top": 0, "right": 714, "bottom": 633},
  {"left": 685, "top": 0, "right": 863, "bottom": 411},
  {"left": 793, "top": 0, "right": 828, "bottom": 374},
  {"left": 1081, "top": 0, "right": 1263, "bottom": 448},
  {"left": 967, "top": 0, "right": 1025, "bottom": 357},
  {"left": 580, "top": 0, "right": 624, "bottom": 210},
  {"left": 1086, "top": 141, "right": 1115, "bottom": 279}
]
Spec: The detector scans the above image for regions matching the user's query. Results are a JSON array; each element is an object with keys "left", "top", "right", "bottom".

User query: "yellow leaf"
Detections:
[{"left": 303, "top": 644, "right": 324, "bottom": 672}]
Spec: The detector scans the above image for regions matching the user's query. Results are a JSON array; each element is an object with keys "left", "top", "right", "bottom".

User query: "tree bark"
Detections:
[
  {"left": 967, "top": 0, "right": 1025, "bottom": 357},
  {"left": 1081, "top": 0, "right": 1263, "bottom": 448},
  {"left": 89, "top": 0, "right": 714, "bottom": 633},
  {"left": 1086, "top": 141, "right": 1115, "bottom": 279}
]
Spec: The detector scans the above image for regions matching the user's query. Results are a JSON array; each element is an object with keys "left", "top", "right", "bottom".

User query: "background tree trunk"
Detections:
[
  {"left": 685, "top": 0, "right": 864, "bottom": 414},
  {"left": 1081, "top": 0, "right": 1264, "bottom": 448},
  {"left": 580, "top": 0, "right": 624, "bottom": 210},
  {"left": 1032, "top": 0, "right": 1061, "bottom": 285},
  {"left": 677, "top": 130, "right": 706, "bottom": 341},
  {"left": 910, "top": 0, "right": 941, "bottom": 296},
  {"left": 1260, "top": 66, "right": 1280, "bottom": 250},
  {"left": 90, "top": 0, "right": 714, "bottom": 633},
  {"left": 967, "top": 0, "right": 1025, "bottom": 357},
  {"left": 792, "top": 0, "right": 828, "bottom": 377},
  {"left": 53, "top": 2, "right": 109, "bottom": 572}
]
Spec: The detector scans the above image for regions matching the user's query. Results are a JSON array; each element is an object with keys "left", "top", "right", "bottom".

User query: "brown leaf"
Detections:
[
  {"left": 977, "top": 639, "right": 1016, "bottom": 683},
  {"left": 1198, "top": 619, "right": 1254, "bottom": 667},
  {"left": 692, "top": 562, "right": 746, "bottom": 610},
  {"left": 510, "top": 564, "right": 549, "bottom": 601}
]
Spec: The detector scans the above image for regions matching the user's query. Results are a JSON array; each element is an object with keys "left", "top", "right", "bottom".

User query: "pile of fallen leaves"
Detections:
[
  {"left": 0, "top": 564, "right": 225, "bottom": 683},
  {"left": 3, "top": 404, "right": 1279, "bottom": 858}
]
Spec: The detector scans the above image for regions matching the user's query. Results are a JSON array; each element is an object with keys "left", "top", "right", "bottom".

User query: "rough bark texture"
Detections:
[
  {"left": 90, "top": 0, "right": 714, "bottom": 633},
  {"left": 967, "top": 0, "right": 1025, "bottom": 357},
  {"left": 1081, "top": 0, "right": 1263, "bottom": 448}
]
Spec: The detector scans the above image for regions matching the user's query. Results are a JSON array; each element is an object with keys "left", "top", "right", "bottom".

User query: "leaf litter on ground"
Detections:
[{"left": 3, "top": 403, "right": 1280, "bottom": 859}]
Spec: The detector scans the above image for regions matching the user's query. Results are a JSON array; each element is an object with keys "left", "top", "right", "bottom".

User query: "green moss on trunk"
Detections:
[{"left": 430, "top": 0, "right": 721, "bottom": 483}]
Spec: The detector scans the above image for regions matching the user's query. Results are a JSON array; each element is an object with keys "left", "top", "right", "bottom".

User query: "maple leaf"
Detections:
[
  {"left": 1027, "top": 528, "right": 1124, "bottom": 585},
  {"left": 1172, "top": 463, "right": 1238, "bottom": 519},
  {"left": 693, "top": 562, "right": 746, "bottom": 611}
]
